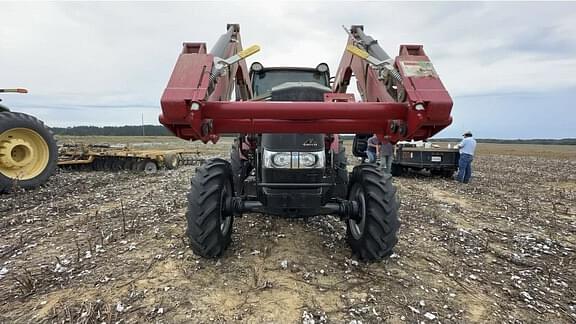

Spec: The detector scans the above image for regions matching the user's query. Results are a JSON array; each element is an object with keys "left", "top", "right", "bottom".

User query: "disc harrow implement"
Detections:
[{"left": 57, "top": 144, "right": 206, "bottom": 173}]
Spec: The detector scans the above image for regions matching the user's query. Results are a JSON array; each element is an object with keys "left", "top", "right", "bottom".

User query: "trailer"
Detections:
[
  {"left": 391, "top": 142, "right": 459, "bottom": 177},
  {"left": 353, "top": 135, "right": 459, "bottom": 177}
]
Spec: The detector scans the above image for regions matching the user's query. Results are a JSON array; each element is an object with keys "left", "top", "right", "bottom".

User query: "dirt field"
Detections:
[{"left": 1, "top": 139, "right": 575, "bottom": 323}]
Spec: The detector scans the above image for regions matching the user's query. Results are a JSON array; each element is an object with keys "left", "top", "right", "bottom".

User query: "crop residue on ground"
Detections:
[{"left": 1, "top": 141, "right": 575, "bottom": 323}]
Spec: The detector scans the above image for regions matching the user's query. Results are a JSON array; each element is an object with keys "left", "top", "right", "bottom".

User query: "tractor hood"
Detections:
[
  {"left": 261, "top": 81, "right": 329, "bottom": 152},
  {"left": 262, "top": 133, "right": 325, "bottom": 152}
]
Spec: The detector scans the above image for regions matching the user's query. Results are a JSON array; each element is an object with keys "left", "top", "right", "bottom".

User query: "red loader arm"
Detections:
[{"left": 160, "top": 24, "right": 452, "bottom": 143}]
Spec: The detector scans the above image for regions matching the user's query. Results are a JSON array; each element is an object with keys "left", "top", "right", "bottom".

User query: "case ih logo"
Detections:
[{"left": 302, "top": 139, "right": 318, "bottom": 147}]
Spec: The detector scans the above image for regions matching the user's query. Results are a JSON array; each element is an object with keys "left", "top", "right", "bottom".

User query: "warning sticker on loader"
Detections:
[{"left": 400, "top": 61, "right": 438, "bottom": 78}]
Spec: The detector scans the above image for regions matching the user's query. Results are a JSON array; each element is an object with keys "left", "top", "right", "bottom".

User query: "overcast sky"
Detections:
[{"left": 1, "top": 1, "right": 575, "bottom": 139}]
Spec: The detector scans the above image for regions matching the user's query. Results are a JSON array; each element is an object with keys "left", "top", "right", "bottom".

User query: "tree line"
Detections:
[
  {"left": 50, "top": 126, "right": 575, "bottom": 145},
  {"left": 51, "top": 125, "right": 172, "bottom": 136}
]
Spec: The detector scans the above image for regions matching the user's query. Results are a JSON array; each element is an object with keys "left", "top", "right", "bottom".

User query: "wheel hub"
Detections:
[
  {"left": 349, "top": 186, "right": 367, "bottom": 240},
  {"left": 143, "top": 161, "right": 158, "bottom": 174},
  {"left": 0, "top": 138, "right": 34, "bottom": 169},
  {"left": 0, "top": 127, "right": 51, "bottom": 181},
  {"left": 219, "top": 185, "right": 232, "bottom": 235}
]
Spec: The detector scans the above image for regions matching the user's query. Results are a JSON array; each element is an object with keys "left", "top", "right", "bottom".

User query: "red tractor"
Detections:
[{"left": 160, "top": 25, "right": 453, "bottom": 261}]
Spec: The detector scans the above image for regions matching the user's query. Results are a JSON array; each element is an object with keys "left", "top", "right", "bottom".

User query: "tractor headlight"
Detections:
[
  {"left": 298, "top": 152, "right": 324, "bottom": 168},
  {"left": 298, "top": 152, "right": 317, "bottom": 168},
  {"left": 263, "top": 150, "right": 291, "bottom": 168},
  {"left": 263, "top": 149, "right": 325, "bottom": 169},
  {"left": 316, "top": 63, "right": 329, "bottom": 73},
  {"left": 271, "top": 152, "right": 291, "bottom": 168},
  {"left": 250, "top": 62, "right": 264, "bottom": 72}
]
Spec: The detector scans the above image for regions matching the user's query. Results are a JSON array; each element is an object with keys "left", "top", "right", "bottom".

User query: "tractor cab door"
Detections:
[{"left": 352, "top": 134, "right": 371, "bottom": 158}]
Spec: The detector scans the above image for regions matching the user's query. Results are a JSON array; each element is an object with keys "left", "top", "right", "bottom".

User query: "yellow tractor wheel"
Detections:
[{"left": 0, "top": 112, "right": 57, "bottom": 193}]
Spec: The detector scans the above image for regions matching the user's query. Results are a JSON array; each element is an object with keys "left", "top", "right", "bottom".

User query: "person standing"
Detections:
[
  {"left": 456, "top": 131, "right": 477, "bottom": 183},
  {"left": 380, "top": 136, "right": 394, "bottom": 173},
  {"left": 366, "top": 134, "right": 380, "bottom": 163}
]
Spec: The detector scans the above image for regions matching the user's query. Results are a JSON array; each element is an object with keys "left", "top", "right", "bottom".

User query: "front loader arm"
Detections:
[
  {"left": 159, "top": 24, "right": 253, "bottom": 142},
  {"left": 333, "top": 25, "right": 453, "bottom": 141},
  {"left": 160, "top": 24, "right": 453, "bottom": 143}
]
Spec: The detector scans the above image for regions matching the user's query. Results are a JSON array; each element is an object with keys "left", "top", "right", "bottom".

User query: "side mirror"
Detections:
[{"left": 352, "top": 134, "right": 371, "bottom": 158}]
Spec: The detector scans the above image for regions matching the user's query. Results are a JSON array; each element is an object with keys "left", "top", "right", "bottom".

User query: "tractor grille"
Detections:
[{"left": 262, "top": 169, "right": 323, "bottom": 184}]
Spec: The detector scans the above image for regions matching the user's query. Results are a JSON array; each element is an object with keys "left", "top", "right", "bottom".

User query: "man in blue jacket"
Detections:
[
  {"left": 456, "top": 131, "right": 477, "bottom": 183},
  {"left": 366, "top": 134, "right": 380, "bottom": 163}
]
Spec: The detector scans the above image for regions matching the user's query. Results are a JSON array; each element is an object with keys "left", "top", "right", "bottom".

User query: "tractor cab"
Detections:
[{"left": 249, "top": 63, "right": 331, "bottom": 100}]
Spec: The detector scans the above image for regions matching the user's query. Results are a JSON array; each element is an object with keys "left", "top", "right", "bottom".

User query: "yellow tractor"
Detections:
[{"left": 0, "top": 88, "right": 57, "bottom": 193}]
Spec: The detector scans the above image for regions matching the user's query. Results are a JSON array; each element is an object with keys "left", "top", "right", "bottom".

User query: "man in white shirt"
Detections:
[{"left": 456, "top": 131, "right": 477, "bottom": 183}]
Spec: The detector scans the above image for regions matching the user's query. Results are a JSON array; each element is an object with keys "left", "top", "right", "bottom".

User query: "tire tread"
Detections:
[{"left": 347, "top": 164, "right": 400, "bottom": 261}]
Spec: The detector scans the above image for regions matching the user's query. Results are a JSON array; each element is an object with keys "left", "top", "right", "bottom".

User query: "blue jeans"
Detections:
[
  {"left": 366, "top": 150, "right": 377, "bottom": 163},
  {"left": 381, "top": 155, "right": 393, "bottom": 173},
  {"left": 457, "top": 153, "right": 473, "bottom": 183}
]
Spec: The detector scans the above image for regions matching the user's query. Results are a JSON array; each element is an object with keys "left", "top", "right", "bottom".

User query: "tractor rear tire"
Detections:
[
  {"left": 186, "top": 158, "right": 234, "bottom": 258},
  {"left": 346, "top": 164, "right": 400, "bottom": 261},
  {"left": 333, "top": 140, "right": 348, "bottom": 199},
  {"left": 230, "top": 140, "right": 242, "bottom": 194},
  {"left": 0, "top": 112, "right": 57, "bottom": 193},
  {"left": 230, "top": 139, "right": 251, "bottom": 195}
]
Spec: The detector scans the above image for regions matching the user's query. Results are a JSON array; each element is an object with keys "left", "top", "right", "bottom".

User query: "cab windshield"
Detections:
[{"left": 252, "top": 69, "right": 329, "bottom": 97}]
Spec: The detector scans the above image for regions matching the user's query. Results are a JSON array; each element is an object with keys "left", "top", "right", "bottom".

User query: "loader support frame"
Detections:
[{"left": 160, "top": 25, "right": 453, "bottom": 143}]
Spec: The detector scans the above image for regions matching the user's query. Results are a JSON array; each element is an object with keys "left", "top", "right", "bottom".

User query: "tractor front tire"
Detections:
[
  {"left": 347, "top": 164, "right": 400, "bottom": 261},
  {"left": 0, "top": 112, "right": 57, "bottom": 193},
  {"left": 186, "top": 158, "right": 234, "bottom": 258}
]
